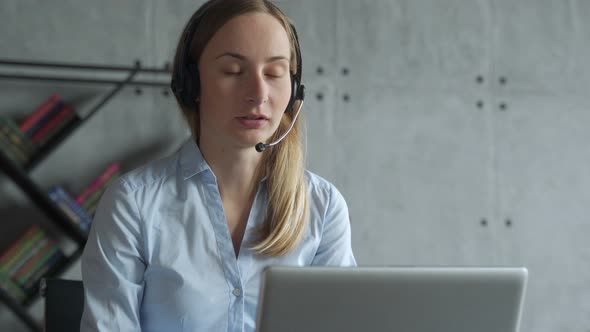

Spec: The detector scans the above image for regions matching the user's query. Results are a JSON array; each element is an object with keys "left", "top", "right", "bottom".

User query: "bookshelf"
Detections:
[{"left": 0, "top": 59, "right": 170, "bottom": 331}]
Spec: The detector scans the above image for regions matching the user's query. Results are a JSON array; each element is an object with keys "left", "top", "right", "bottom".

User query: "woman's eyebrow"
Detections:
[{"left": 215, "top": 52, "right": 289, "bottom": 63}]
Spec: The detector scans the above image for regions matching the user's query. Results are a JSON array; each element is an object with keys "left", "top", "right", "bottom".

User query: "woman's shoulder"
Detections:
[
  {"left": 304, "top": 169, "right": 333, "bottom": 190},
  {"left": 116, "top": 148, "right": 182, "bottom": 192},
  {"left": 304, "top": 169, "right": 346, "bottom": 205}
]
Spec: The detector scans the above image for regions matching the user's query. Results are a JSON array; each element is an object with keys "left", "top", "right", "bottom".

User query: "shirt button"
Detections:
[{"left": 232, "top": 288, "right": 242, "bottom": 297}]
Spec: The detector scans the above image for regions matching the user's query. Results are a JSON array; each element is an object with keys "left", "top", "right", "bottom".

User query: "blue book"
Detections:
[{"left": 48, "top": 186, "right": 93, "bottom": 231}]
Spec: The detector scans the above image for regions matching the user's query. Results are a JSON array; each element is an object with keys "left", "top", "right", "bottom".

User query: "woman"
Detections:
[{"left": 80, "top": 0, "right": 356, "bottom": 331}]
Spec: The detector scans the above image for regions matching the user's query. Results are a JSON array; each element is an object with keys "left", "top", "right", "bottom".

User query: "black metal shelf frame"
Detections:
[
  {"left": 0, "top": 59, "right": 171, "bottom": 332},
  {"left": 0, "top": 58, "right": 170, "bottom": 87},
  {"left": 0, "top": 65, "right": 141, "bottom": 244}
]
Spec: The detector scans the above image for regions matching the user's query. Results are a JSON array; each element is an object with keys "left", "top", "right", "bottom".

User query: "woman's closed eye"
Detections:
[
  {"left": 264, "top": 67, "right": 288, "bottom": 79},
  {"left": 265, "top": 73, "right": 283, "bottom": 79},
  {"left": 222, "top": 71, "right": 285, "bottom": 78},
  {"left": 221, "top": 63, "right": 242, "bottom": 75}
]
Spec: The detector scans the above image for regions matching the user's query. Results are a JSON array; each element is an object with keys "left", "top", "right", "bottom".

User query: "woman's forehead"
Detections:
[{"left": 203, "top": 12, "right": 291, "bottom": 61}]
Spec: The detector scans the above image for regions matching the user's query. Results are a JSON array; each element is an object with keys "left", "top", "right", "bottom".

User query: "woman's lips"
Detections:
[{"left": 237, "top": 117, "right": 268, "bottom": 129}]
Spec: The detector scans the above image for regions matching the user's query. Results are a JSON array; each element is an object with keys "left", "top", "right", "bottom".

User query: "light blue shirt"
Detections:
[{"left": 80, "top": 138, "right": 356, "bottom": 332}]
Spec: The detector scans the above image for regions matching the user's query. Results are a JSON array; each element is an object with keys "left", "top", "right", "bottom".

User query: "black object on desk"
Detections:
[{"left": 40, "top": 278, "right": 84, "bottom": 332}]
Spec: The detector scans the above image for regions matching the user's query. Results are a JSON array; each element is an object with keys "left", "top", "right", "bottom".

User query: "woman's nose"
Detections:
[{"left": 245, "top": 72, "right": 269, "bottom": 105}]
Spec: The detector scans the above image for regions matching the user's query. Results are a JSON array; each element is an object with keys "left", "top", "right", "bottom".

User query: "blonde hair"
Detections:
[{"left": 171, "top": 0, "right": 308, "bottom": 256}]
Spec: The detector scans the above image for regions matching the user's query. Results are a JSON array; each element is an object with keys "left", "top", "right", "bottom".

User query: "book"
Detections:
[
  {"left": 24, "top": 102, "right": 65, "bottom": 138},
  {"left": 48, "top": 186, "right": 92, "bottom": 231},
  {"left": 5, "top": 237, "right": 49, "bottom": 278},
  {"left": 76, "top": 162, "right": 120, "bottom": 204},
  {"left": 22, "top": 249, "right": 65, "bottom": 292},
  {"left": 0, "top": 138, "right": 26, "bottom": 166},
  {"left": 0, "top": 226, "right": 40, "bottom": 268},
  {"left": 19, "top": 94, "right": 61, "bottom": 133},
  {"left": 0, "top": 117, "right": 37, "bottom": 154},
  {"left": 16, "top": 245, "right": 59, "bottom": 286},
  {"left": 52, "top": 199, "right": 82, "bottom": 225},
  {"left": 36, "top": 109, "right": 79, "bottom": 147},
  {"left": 0, "top": 272, "right": 26, "bottom": 303},
  {"left": 81, "top": 172, "right": 120, "bottom": 212},
  {"left": 31, "top": 104, "right": 75, "bottom": 144},
  {"left": 0, "top": 131, "right": 29, "bottom": 165},
  {"left": 0, "top": 227, "right": 44, "bottom": 274},
  {"left": 11, "top": 239, "right": 53, "bottom": 281}
]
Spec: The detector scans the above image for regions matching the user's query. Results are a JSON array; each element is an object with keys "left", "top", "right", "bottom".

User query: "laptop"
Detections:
[{"left": 255, "top": 266, "right": 527, "bottom": 332}]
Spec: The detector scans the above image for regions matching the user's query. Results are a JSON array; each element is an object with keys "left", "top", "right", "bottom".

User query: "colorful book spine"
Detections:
[
  {"left": 31, "top": 104, "right": 75, "bottom": 144},
  {"left": 83, "top": 172, "right": 121, "bottom": 216},
  {"left": 81, "top": 171, "right": 120, "bottom": 211},
  {"left": 4, "top": 237, "right": 48, "bottom": 277},
  {"left": 36, "top": 108, "right": 78, "bottom": 147},
  {"left": 53, "top": 199, "right": 82, "bottom": 225},
  {"left": 23, "top": 249, "right": 65, "bottom": 292},
  {"left": 0, "top": 131, "right": 29, "bottom": 166},
  {"left": 0, "top": 117, "right": 38, "bottom": 166},
  {"left": 76, "top": 162, "right": 120, "bottom": 204},
  {"left": 0, "top": 273, "right": 26, "bottom": 303},
  {"left": 48, "top": 186, "right": 93, "bottom": 231},
  {"left": 0, "top": 226, "right": 40, "bottom": 268},
  {"left": 0, "top": 138, "right": 25, "bottom": 166},
  {"left": 0, "top": 225, "right": 66, "bottom": 300},
  {"left": 0, "top": 228, "right": 44, "bottom": 275},
  {"left": 15, "top": 243, "right": 59, "bottom": 286},
  {"left": 0, "top": 117, "right": 37, "bottom": 154},
  {"left": 24, "top": 101, "right": 65, "bottom": 138},
  {"left": 19, "top": 94, "right": 61, "bottom": 133},
  {"left": 11, "top": 240, "right": 53, "bottom": 281}
]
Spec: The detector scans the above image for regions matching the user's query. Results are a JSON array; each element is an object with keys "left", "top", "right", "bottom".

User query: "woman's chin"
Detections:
[
  {"left": 230, "top": 121, "right": 280, "bottom": 148},
  {"left": 233, "top": 134, "right": 270, "bottom": 149}
]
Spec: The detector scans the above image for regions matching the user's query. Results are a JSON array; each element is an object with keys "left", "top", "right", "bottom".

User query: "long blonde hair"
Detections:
[{"left": 171, "top": 0, "right": 308, "bottom": 256}]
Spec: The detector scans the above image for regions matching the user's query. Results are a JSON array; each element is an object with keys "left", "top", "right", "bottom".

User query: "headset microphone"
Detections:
[{"left": 256, "top": 85, "right": 305, "bottom": 152}]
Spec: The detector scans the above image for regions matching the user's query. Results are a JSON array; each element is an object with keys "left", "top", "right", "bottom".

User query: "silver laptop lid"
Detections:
[{"left": 256, "top": 266, "right": 527, "bottom": 332}]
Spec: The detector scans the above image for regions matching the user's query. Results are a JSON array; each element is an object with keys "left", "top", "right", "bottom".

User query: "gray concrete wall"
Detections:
[{"left": 1, "top": 0, "right": 589, "bottom": 331}]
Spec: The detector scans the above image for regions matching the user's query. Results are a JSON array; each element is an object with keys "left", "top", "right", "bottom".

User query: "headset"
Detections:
[{"left": 170, "top": 0, "right": 306, "bottom": 152}]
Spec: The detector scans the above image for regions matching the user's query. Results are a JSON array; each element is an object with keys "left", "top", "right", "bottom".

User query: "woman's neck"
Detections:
[{"left": 198, "top": 137, "right": 264, "bottom": 200}]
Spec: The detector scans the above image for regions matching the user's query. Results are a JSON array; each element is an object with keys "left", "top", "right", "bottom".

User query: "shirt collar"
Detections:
[
  {"left": 179, "top": 137, "right": 211, "bottom": 180},
  {"left": 178, "top": 137, "right": 269, "bottom": 184}
]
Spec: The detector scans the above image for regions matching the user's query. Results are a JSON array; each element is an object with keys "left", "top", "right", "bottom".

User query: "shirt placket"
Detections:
[{"left": 203, "top": 172, "right": 245, "bottom": 332}]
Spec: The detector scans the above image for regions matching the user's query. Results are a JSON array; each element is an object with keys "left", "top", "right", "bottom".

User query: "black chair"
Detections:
[{"left": 40, "top": 278, "right": 84, "bottom": 332}]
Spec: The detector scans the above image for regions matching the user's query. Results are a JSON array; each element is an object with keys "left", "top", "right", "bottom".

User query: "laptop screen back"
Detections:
[{"left": 256, "top": 266, "right": 527, "bottom": 332}]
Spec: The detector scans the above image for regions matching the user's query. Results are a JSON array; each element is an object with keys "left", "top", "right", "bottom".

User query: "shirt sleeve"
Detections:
[
  {"left": 311, "top": 184, "right": 357, "bottom": 267},
  {"left": 80, "top": 178, "right": 146, "bottom": 332}
]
